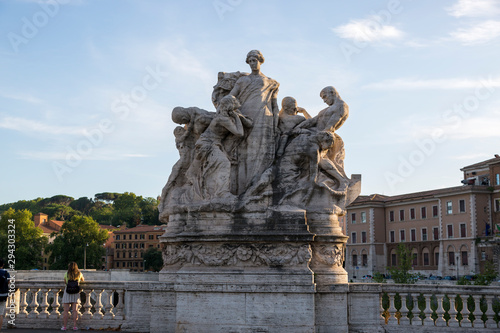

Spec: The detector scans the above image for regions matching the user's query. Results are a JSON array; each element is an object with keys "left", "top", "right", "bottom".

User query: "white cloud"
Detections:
[
  {"left": 0, "top": 117, "right": 86, "bottom": 135},
  {"left": 363, "top": 76, "right": 500, "bottom": 90},
  {"left": 0, "top": 92, "right": 44, "bottom": 104},
  {"left": 450, "top": 20, "right": 500, "bottom": 45},
  {"left": 332, "top": 15, "right": 403, "bottom": 43},
  {"left": 446, "top": 0, "right": 500, "bottom": 17}
]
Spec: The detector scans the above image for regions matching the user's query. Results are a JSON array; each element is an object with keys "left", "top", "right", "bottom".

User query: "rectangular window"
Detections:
[
  {"left": 495, "top": 199, "right": 500, "bottom": 212},
  {"left": 351, "top": 213, "right": 356, "bottom": 224},
  {"left": 390, "top": 231, "right": 395, "bottom": 243},
  {"left": 433, "top": 227, "right": 439, "bottom": 240},
  {"left": 361, "top": 211, "right": 367, "bottom": 223},
  {"left": 351, "top": 232, "right": 357, "bottom": 244},
  {"left": 459, "top": 199, "right": 466, "bottom": 213},
  {"left": 461, "top": 251, "right": 468, "bottom": 265},
  {"left": 422, "top": 228, "right": 427, "bottom": 241},
  {"left": 449, "top": 252, "right": 455, "bottom": 265},
  {"left": 412, "top": 253, "right": 417, "bottom": 266},
  {"left": 135, "top": 234, "right": 138, "bottom": 240},
  {"left": 447, "top": 224, "right": 453, "bottom": 239},
  {"left": 362, "top": 254, "right": 368, "bottom": 266},
  {"left": 410, "top": 208, "right": 416, "bottom": 220},
  {"left": 447, "top": 201, "right": 453, "bottom": 214},
  {"left": 352, "top": 254, "right": 358, "bottom": 267},
  {"left": 435, "top": 252, "right": 439, "bottom": 266},
  {"left": 421, "top": 207, "right": 427, "bottom": 219},
  {"left": 432, "top": 205, "right": 438, "bottom": 217},
  {"left": 399, "top": 210, "right": 405, "bottom": 221},
  {"left": 116, "top": 235, "right": 120, "bottom": 240},
  {"left": 140, "top": 234, "right": 145, "bottom": 239},
  {"left": 389, "top": 211, "right": 394, "bottom": 222},
  {"left": 411, "top": 229, "right": 416, "bottom": 242},
  {"left": 423, "top": 253, "right": 429, "bottom": 266},
  {"left": 361, "top": 231, "right": 367, "bottom": 243},
  {"left": 149, "top": 235, "right": 154, "bottom": 240},
  {"left": 400, "top": 230, "right": 405, "bottom": 242},
  {"left": 460, "top": 223, "right": 466, "bottom": 238},
  {"left": 116, "top": 252, "right": 120, "bottom": 259},
  {"left": 391, "top": 253, "right": 397, "bottom": 266},
  {"left": 496, "top": 173, "right": 500, "bottom": 186},
  {"left": 115, "top": 244, "right": 119, "bottom": 249}
]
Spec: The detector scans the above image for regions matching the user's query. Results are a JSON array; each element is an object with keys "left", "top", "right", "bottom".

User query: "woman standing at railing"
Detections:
[{"left": 61, "top": 262, "right": 84, "bottom": 331}]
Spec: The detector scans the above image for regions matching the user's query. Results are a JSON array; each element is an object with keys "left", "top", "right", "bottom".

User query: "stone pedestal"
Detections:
[{"left": 152, "top": 209, "right": 350, "bottom": 332}]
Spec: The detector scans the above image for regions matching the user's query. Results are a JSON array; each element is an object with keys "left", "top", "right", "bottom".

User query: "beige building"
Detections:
[
  {"left": 34, "top": 212, "right": 64, "bottom": 270},
  {"left": 346, "top": 155, "right": 500, "bottom": 279},
  {"left": 113, "top": 225, "right": 166, "bottom": 271}
]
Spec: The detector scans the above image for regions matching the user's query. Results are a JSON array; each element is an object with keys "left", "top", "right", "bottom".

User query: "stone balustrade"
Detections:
[{"left": 4, "top": 280, "right": 500, "bottom": 332}]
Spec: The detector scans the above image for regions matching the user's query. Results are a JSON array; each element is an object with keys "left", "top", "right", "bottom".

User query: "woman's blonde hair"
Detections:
[{"left": 67, "top": 262, "right": 81, "bottom": 281}]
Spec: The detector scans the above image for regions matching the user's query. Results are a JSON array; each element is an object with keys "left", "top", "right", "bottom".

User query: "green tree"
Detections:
[
  {"left": 112, "top": 192, "right": 142, "bottom": 227},
  {"left": 40, "top": 203, "right": 78, "bottom": 221},
  {"left": 46, "top": 215, "right": 108, "bottom": 269},
  {"left": 388, "top": 244, "right": 417, "bottom": 284},
  {"left": 0, "top": 208, "right": 48, "bottom": 269},
  {"left": 139, "top": 197, "right": 159, "bottom": 225},
  {"left": 69, "top": 197, "right": 94, "bottom": 215},
  {"left": 144, "top": 247, "right": 163, "bottom": 272},
  {"left": 474, "top": 260, "right": 498, "bottom": 286}
]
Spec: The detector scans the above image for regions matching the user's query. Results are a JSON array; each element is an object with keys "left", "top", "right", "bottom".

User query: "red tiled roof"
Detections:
[
  {"left": 461, "top": 155, "right": 500, "bottom": 171},
  {"left": 114, "top": 225, "right": 167, "bottom": 234}
]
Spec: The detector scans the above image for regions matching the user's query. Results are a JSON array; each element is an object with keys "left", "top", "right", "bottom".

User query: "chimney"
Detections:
[{"left": 495, "top": 154, "right": 500, "bottom": 158}]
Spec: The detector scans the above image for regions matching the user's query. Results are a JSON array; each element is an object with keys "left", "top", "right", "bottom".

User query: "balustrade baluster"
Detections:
[
  {"left": 93, "top": 289, "right": 104, "bottom": 319},
  {"left": 399, "top": 293, "right": 410, "bottom": 325},
  {"left": 103, "top": 289, "right": 115, "bottom": 320},
  {"left": 460, "top": 294, "right": 472, "bottom": 327},
  {"left": 18, "top": 288, "right": 29, "bottom": 318},
  {"left": 114, "top": 289, "right": 125, "bottom": 320},
  {"left": 484, "top": 295, "right": 498, "bottom": 329},
  {"left": 27, "top": 288, "right": 40, "bottom": 318},
  {"left": 37, "top": 288, "right": 50, "bottom": 318},
  {"left": 81, "top": 288, "right": 93, "bottom": 320},
  {"left": 448, "top": 294, "right": 459, "bottom": 327},
  {"left": 435, "top": 294, "right": 446, "bottom": 326},
  {"left": 410, "top": 293, "right": 421, "bottom": 326},
  {"left": 387, "top": 292, "right": 398, "bottom": 325},
  {"left": 423, "top": 293, "right": 434, "bottom": 326},
  {"left": 472, "top": 295, "right": 483, "bottom": 328},
  {"left": 50, "top": 288, "right": 62, "bottom": 318}
]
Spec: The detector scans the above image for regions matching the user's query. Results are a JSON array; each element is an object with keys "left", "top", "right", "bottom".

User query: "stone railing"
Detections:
[
  {"left": 5, "top": 280, "right": 500, "bottom": 332},
  {"left": 348, "top": 283, "right": 500, "bottom": 333},
  {"left": 4, "top": 280, "right": 155, "bottom": 332}
]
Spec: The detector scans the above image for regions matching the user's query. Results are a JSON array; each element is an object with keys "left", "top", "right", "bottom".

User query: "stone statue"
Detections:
[
  {"left": 185, "top": 95, "right": 252, "bottom": 202},
  {"left": 228, "top": 50, "right": 280, "bottom": 194},
  {"left": 159, "top": 51, "right": 360, "bottom": 219},
  {"left": 157, "top": 52, "right": 362, "bottom": 332}
]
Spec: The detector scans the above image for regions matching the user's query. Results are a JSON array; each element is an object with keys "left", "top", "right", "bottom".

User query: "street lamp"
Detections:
[{"left": 84, "top": 243, "right": 89, "bottom": 270}]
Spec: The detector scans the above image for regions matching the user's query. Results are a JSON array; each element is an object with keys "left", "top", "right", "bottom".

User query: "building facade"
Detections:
[
  {"left": 113, "top": 225, "right": 166, "bottom": 271},
  {"left": 346, "top": 155, "right": 500, "bottom": 279}
]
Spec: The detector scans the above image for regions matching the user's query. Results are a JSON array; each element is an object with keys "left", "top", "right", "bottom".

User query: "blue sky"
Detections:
[{"left": 1, "top": 0, "right": 500, "bottom": 204}]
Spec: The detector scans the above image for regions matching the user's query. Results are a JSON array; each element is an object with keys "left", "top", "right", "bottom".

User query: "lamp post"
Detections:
[{"left": 84, "top": 243, "right": 89, "bottom": 270}]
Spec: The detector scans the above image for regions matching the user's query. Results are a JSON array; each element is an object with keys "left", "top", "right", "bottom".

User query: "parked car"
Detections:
[
  {"left": 428, "top": 275, "right": 442, "bottom": 280},
  {"left": 362, "top": 275, "right": 373, "bottom": 280},
  {"left": 443, "top": 276, "right": 457, "bottom": 280},
  {"left": 463, "top": 275, "right": 475, "bottom": 281}
]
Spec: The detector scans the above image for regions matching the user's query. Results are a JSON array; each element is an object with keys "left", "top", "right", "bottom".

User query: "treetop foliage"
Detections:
[{"left": 0, "top": 192, "right": 160, "bottom": 227}]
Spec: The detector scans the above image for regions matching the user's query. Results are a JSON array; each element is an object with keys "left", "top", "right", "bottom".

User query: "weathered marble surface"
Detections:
[
  {"left": 156, "top": 50, "right": 360, "bottom": 332},
  {"left": 159, "top": 50, "right": 360, "bottom": 220}
]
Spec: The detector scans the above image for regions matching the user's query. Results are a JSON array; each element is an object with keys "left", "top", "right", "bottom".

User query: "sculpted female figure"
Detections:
[
  {"left": 187, "top": 95, "right": 252, "bottom": 201},
  {"left": 229, "top": 50, "right": 280, "bottom": 194}
]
